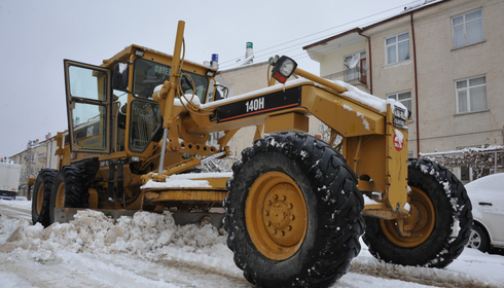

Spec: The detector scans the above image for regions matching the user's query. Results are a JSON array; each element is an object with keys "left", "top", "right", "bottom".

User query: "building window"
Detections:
[
  {"left": 456, "top": 76, "right": 487, "bottom": 113},
  {"left": 388, "top": 91, "right": 412, "bottom": 119},
  {"left": 460, "top": 165, "right": 471, "bottom": 182},
  {"left": 453, "top": 9, "right": 483, "bottom": 48},
  {"left": 385, "top": 33, "right": 409, "bottom": 65}
]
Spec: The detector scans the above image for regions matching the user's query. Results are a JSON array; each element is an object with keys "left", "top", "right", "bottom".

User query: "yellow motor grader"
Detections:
[{"left": 30, "top": 20, "right": 472, "bottom": 288}]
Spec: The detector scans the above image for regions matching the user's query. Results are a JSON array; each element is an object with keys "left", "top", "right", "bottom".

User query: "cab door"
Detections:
[{"left": 64, "top": 60, "right": 112, "bottom": 154}]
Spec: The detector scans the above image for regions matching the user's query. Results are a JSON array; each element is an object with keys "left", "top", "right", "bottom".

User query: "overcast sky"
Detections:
[{"left": 0, "top": 0, "right": 423, "bottom": 158}]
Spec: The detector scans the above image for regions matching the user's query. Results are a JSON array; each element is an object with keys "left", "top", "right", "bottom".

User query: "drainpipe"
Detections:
[
  {"left": 410, "top": 13, "right": 420, "bottom": 158},
  {"left": 358, "top": 30, "right": 372, "bottom": 94}
]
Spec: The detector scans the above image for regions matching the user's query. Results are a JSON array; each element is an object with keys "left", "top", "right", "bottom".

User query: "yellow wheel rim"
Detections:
[
  {"left": 245, "top": 171, "right": 308, "bottom": 260},
  {"left": 55, "top": 182, "right": 66, "bottom": 208},
  {"left": 36, "top": 184, "right": 44, "bottom": 214},
  {"left": 380, "top": 187, "right": 435, "bottom": 248}
]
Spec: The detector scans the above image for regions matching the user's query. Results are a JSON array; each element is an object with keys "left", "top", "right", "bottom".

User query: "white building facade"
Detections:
[{"left": 304, "top": 0, "right": 504, "bottom": 180}]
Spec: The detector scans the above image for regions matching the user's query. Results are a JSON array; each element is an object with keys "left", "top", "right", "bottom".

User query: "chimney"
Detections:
[
  {"left": 242, "top": 42, "right": 254, "bottom": 65},
  {"left": 245, "top": 42, "right": 253, "bottom": 59}
]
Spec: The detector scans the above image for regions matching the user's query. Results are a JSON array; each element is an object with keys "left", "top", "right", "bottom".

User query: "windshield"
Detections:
[{"left": 132, "top": 58, "right": 209, "bottom": 104}]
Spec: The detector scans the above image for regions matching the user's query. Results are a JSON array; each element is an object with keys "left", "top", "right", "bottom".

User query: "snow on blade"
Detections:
[
  {"left": 143, "top": 178, "right": 211, "bottom": 189},
  {"left": 141, "top": 172, "right": 233, "bottom": 189}
]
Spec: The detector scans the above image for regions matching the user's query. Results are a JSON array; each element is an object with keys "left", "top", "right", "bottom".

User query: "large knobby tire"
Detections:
[
  {"left": 31, "top": 169, "right": 57, "bottom": 227},
  {"left": 224, "top": 133, "right": 364, "bottom": 288},
  {"left": 466, "top": 224, "right": 490, "bottom": 253},
  {"left": 363, "top": 158, "right": 472, "bottom": 268},
  {"left": 49, "top": 165, "right": 90, "bottom": 224}
]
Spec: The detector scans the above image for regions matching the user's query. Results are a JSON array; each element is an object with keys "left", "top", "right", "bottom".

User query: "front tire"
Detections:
[
  {"left": 31, "top": 169, "right": 57, "bottom": 227},
  {"left": 224, "top": 133, "right": 364, "bottom": 288},
  {"left": 49, "top": 166, "right": 89, "bottom": 224},
  {"left": 467, "top": 224, "right": 490, "bottom": 252},
  {"left": 363, "top": 158, "right": 472, "bottom": 268}
]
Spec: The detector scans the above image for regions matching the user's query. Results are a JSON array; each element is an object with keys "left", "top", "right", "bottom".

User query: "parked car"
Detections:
[{"left": 465, "top": 173, "right": 504, "bottom": 252}]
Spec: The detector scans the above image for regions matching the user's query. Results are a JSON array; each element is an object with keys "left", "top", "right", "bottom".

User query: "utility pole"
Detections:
[
  {"left": 26, "top": 140, "right": 33, "bottom": 178},
  {"left": 24, "top": 140, "right": 36, "bottom": 197}
]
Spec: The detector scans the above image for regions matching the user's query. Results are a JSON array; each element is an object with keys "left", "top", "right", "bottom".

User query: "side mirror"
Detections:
[{"left": 112, "top": 61, "right": 130, "bottom": 91}]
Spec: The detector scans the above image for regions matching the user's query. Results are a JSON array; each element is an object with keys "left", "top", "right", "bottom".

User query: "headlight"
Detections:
[{"left": 271, "top": 56, "right": 298, "bottom": 84}]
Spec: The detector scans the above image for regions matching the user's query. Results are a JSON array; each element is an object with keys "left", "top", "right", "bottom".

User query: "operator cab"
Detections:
[{"left": 63, "top": 44, "right": 219, "bottom": 161}]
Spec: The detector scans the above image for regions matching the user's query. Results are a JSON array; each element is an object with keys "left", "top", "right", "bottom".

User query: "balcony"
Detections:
[
  {"left": 322, "top": 67, "right": 367, "bottom": 88},
  {"left": 37, "top": 152, "right": 47, "bottom": 163}
]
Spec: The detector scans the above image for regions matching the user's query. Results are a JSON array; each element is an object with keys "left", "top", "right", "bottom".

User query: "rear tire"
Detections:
[
  {"left": 31, "top": 169, "right": 57, "bottom": 227},
  {"left": 363, "top": 158, "right": 472, "bottom": 268},
  {"left": 224, "top": 133, "right": 364, "bottom": 288},
  {"left": 49, "top": 165, "right": 89, "bottom": 224},
  {"left": 467, "top": 224, "right": 490, "bottom": 253}
]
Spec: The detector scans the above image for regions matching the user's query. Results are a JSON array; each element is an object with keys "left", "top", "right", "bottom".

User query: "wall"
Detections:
[
  {"left": 413, "top": 0, "right": 504, "bottom": 152},
  {"left": 365, "top": 15, "right": 418, "bottom": 156},
  {"left": 364, "top": 0, "right": 504, "bottom": 155}
]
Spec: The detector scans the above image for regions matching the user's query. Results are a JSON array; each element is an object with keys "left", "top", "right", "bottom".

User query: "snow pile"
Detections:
[
  {"left": 2, "top": 201, "right": 504, "bottom": 287},
  {"left": 0, "top": 209, "right": 244, "bottom": 287},
  {"left": 0, "top": 210, "right": 228, "bottom": 261}
]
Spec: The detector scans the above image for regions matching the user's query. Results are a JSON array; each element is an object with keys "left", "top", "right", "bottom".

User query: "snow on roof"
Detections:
[
  {"left": 237, "top": 55, "right": 254, "bottom": 67},
  {"left": 217, "top": 60, "right": 269, "bottom": 74},
  {"left": 420, "top": 145, "right": 504, "bottom": 156},
  {"left": 303, "top": 0, "right": 448, "bottom": 50}
]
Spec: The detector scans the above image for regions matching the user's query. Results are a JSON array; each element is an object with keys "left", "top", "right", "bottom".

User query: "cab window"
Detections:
[
  {"left": 132, "top": 58, "right": 209, "bottom": 104},
  {"left": 129, "top": 100, "right": 162, "bottom": 152}
]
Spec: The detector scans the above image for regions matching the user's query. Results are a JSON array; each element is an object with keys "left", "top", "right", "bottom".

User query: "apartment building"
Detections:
[
  {"left": 10, "top": 135, "right": 62, "bottom": 196},
  {"left": 304, "top": 0, "right": 504, "bottom": 180}
]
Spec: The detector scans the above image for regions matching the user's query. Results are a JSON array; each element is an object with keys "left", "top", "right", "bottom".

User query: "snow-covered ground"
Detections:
[{"left": 1, "top": 199, "right": 503, "bottom": 288}]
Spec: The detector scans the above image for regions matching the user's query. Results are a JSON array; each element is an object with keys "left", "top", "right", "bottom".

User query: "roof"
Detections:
[
  {"left": 217, "top": 60, "right": 269, "bottom": 74},
  {"left": 303, "top": 0, "right": 450, "bottom": 51}
]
